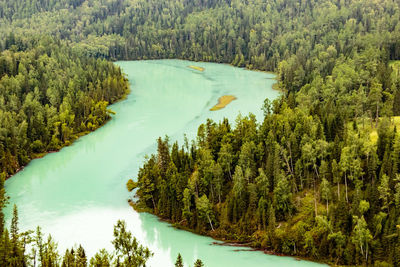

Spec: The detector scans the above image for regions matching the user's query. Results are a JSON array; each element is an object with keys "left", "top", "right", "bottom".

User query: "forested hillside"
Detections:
[
  {"left": 0, "top": 36, "right": 129, "bottom": 178},
  {"left": 131, "top": 109, "right": 400, "bottom": 265},
  {"left": 1, "top": 0, "right": 400, "bottom": 71}
]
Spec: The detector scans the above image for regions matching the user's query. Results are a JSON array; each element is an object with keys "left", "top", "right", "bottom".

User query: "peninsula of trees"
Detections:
[{"left": 0, "top": 36, "right": 129, "bottom": 178}]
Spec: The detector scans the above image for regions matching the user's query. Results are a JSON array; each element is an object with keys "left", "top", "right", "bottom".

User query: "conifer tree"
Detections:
[{"left": 175, "top": 253, "right": 183, "bottom": 267}]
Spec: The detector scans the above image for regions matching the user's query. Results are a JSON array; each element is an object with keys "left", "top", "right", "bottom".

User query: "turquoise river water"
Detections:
[{"left": 5, "top": 60, "right": 325, "bottom": 266}]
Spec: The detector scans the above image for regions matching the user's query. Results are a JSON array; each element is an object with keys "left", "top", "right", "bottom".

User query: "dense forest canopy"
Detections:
[
  {"left": 0, "top": 36, "right": 129, "bottom": 178},
  {"left": 0, "top": 0, "right": 400, "bottom": 266},
  {"left": 131, "top": 109, "right": 400, "bottom": 265},
  {"left": 1, "top": 0, "right": 400, "bottom": 69}
]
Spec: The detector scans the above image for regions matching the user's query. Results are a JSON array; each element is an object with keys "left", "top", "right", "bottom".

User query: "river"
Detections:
[{"left": 5, "top": 60, "right": 324, "bottom": 266}]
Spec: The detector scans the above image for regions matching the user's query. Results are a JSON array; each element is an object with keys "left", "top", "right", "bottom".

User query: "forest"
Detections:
[
  {"left": 1, "top": 0, "right": 400, "bottom": 72},
  {"left": 120, "top": 0, "right": 400, "bottom": 266},
  {"left": 0, "top": 36, "right": 129, "bottom": 178},
  {"left": 0, "top": 0, "right": 399, "bottom": 266}
]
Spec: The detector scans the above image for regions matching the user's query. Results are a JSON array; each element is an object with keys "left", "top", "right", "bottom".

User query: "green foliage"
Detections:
[
  {"left": 273, "top": 172, "right": 293, "bottom": 220},
  {"left": 174, "top": 254, "right": 206, "bottom": 267},
  {"left": 0, "top": 37, "right": 129, "bottom": 178},
  {"left": 351, "top": 216, "right": 373, "bottom": 263},
  {"left": 194, "top": 259, "right": 204, "bottom": 267},
  {"left": 2, "top": 0, "right": 400, "bottom": 80},
  {"left": 112, "top": 220, "right": 153, "bottom": 266},
  {"left": 175, "top": 253, "right": 183, "bottom": 267},
  {"left": 89, "top": 249, "right": 112, "bottom": 267},
  {"left": 196, "top": 195, "right": 215, "bottom": 231},
  {"left": 133, "top": 106, "right": 400, "bottom": 264},
  {"left": 1, "top": 0, "right": 400, "bottom": 265},
  {"left": 126, "top": 179, "right": 137, "bottom": 192},
  {"left": 0, "top": 214, "right": 152, "bottom": 267}
]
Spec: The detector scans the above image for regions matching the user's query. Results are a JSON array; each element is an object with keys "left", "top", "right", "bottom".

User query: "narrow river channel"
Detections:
[{"left": 5, "top": 60, "right": 325, "bottom": 266}]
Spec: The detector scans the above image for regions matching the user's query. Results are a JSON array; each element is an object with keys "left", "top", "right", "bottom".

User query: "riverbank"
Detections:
[
  {"left": 128, "top": 200, "right": 330, "bottom": 266},
  {"left": 5, "top": 86, "right": 130, "bottom": 180}
]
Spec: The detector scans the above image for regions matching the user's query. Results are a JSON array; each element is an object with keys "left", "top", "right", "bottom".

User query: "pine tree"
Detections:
[
  {"left": 194, "top": 259, "right": 204, "bottom": 267},
  {"left": 175, "top": 253, "right": 183, "bottom": 267},
  {"left": 112, "top": 220, "right": 153, "bottom": 266},
  {"left": 76, "top": 245, "right": 87, "bottom": 266}
]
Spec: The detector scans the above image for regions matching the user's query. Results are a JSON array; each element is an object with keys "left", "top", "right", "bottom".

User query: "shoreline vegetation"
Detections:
[
  {"left": 5, "top": 88, "right": 130, "bottom": 180},
  {"left": 210, "top": 95, "right": 237, "bottom": 111},
  {"left": 130, "top": 94, "right": 400, "bottom": 267},
  {"left": 0, "top": 204, "right": 154, "bottom": 266},
  {"left": 127, "top": 200, "right": 326, "bottom": 266},
  {"left": 0, "top": 38, "right": 130, "bottom": 180},
  {"left": 9, "top": 89, "right": 130, "bottom": 180}
]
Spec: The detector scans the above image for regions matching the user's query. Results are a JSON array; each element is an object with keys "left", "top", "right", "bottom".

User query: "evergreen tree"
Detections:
[
  {"left": 175, "top": 253, "right": 183, "bottom": 267},
  {"left": 194, "top": 259, "right": 204, "bottom": 267}
]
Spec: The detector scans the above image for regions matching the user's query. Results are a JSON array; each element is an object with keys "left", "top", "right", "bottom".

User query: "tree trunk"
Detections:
[
  {"left": 152, "top": 195, "right": 156, "bottom": 212},
  {"left": 314, "top": 164, "right": 319, "bottom": 216},
  {"left": 207, "top": 214, "right": 215, "bottom": 231},
  {"left": 326, "top": 199, "right": 329, "bottom": 214},
  {"left": 345, "top": 173, "right": 348, "bottom": 203},
  {"left": 314, "top": 176, "right": 318, "bottom": 217}
]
